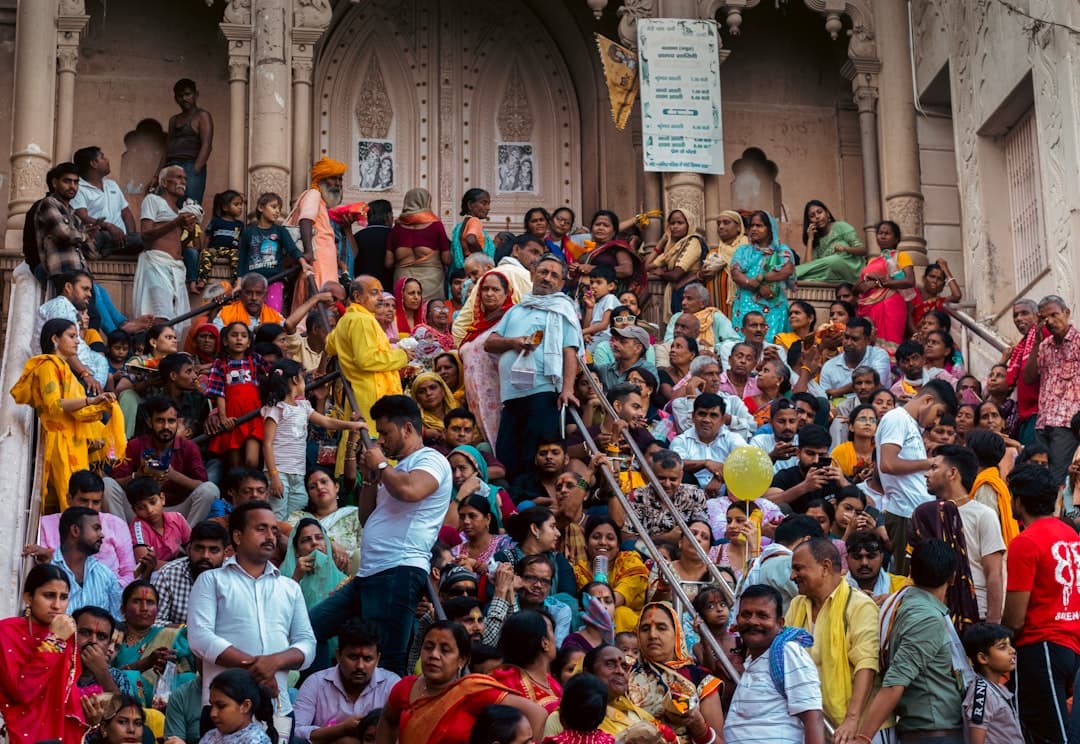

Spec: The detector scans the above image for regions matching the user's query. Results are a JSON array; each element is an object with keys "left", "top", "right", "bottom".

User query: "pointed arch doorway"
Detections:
[{"left": 315, "top": 0, "right": 584, "bottom": 231}]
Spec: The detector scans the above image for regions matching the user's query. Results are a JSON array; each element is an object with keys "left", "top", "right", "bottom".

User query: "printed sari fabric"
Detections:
[
  {"left": 490, "top": 665, "right": 563, "bottom": 713},
  {"left": 112, "top": 625, "right": 196, "bottom": 706},
  {"left": 907, "top": 500, "right": 979, "bottom": 633},
  {"left": 856, "top": 249, "right": 913, "bottom": 356},
  {"left": 731, "top": 217, "right": 795, "bottom": 340},
  {"left": 386, "top": 674, "right": 513, "bottom": 744}
]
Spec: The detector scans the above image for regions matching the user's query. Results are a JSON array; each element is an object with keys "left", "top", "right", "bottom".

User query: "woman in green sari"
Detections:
[
  {"left": 281, "top": 517, "right": 349, "bottom": 610},
  {"left": 795, "top": 199, "right": 866, "bottom": 283},
  {"left": 111, "top": 580, "right": 195, "bottom": 707}
]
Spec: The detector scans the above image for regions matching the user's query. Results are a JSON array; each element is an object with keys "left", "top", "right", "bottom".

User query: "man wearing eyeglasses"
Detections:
[{"left": 510, "top": 554, "right": 572, "bottom": 646}]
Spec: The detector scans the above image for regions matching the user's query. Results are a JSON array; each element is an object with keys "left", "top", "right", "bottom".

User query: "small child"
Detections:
[
  {"left": 891, "top": 339, "right": 929, "bottom": 401},
  {"left": 238, "top": 192, "right": 303, "bottom": 312},
  {"left": 614, "top": 630, "right": 639, "bottom": 663},
  {"left": 261, "top": 358, "right": 366, "bottom": 519},
  {"left": 197, "top": 190, "right": 245, "bottom": 288},
  {"left": 691, "top": 585, "right": 735, "bottom": 671},
  {"left": 924, "top": 412, "right": 957, "bottom": 453},
  {"left": 200, "top": 668, "right": 276, "bottom": 744},
  {"left": 127, "top": 477, "right": 190, "bottom": 572},
  {"left": 545, "top": 673, "right": 612, "bottom": 742},
  {"left": 105, "top": 329, "right": 131, "bottom": 392},
  {"left": 448, "top": 268, "right": 467, "bottom": 313},
  {"left": 207, "top": 322, "right": 270, "bottom": 469},
  {"left": 961, "top": 623, "right": 1023, "bottom": 744},
  {"left": 581, "top": 264, "right": 619, "bottom": 351}
]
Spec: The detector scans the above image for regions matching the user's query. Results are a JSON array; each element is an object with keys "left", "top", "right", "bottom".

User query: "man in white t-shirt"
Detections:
[
  {"left": 875, "top": 378, "right": 958, "bottom": 573},
  {"left": 725, "top": 584, "right": 825, "bottom": 744},
  {"left": 71, "top": 146, "right": 142, "bottom": 256},
  {"left": 308, "top": 394, "right": 452, "bottom": 676},
  {"left": 925, "top": 445, "right": 1006, "bottom": 622}
]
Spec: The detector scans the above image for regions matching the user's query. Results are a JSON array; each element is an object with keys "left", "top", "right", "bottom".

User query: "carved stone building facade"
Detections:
[{"left": 0, "top": 0, "right": 1078, "bottom": 332}]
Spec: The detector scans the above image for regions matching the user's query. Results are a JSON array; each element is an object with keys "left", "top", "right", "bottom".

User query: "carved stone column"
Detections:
[
  {"left": 247, "top": 0, "right": 292, "bottom": 205},
  {"left": 5, "top": 0, "right": 59, "bottom": 246},
  {"left": 221, "top": 17, "right": 252, "bottom": 194},
  {"left": 844, "top": 60, "right": 883, "bottom": 248},
  {"left": 55, "top": 5, "right": 90, "bottom": 163},
  {"left": 873, "top": 0, "right": 925, "bottom": 256},
  {"left": 290, "top": 29, "right": 321, "bottom": 197}
]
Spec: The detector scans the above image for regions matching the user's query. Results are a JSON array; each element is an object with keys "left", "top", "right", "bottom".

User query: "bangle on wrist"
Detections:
[
  {"left": 854, "top": 735, "right": 873, "bottom": 744},
  {"left": 691, "top": 726, "right": 716, "bottom": 744},
  {"left": 267, "top": 469, "right": 279, "bottom": 476}
]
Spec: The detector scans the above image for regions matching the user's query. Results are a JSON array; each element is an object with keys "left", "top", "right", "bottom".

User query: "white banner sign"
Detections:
[{"left": 637, "top": 19, "right": 724, "bottom": 174}]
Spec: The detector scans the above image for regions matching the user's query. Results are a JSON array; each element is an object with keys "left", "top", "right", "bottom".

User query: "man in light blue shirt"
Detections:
[
  {"left": 51, "top": 507, "right": 122, "bottom": 620},
  {"left": 188, "top": 500, "right": 316, "bottom": 717},
  {"left": 485, "top": 255, "right": 583, "bottom": 480},
  {"left": 819, "top": 317, "right": 892, "bottom": 398}
]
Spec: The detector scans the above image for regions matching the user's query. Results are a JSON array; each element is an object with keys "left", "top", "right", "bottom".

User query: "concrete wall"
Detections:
[
  {"left": 0, "top": 5, "right": 17, "bottom": 236},
  {"left": 917, "top": 115, "right": 962, "bottom": 285}
]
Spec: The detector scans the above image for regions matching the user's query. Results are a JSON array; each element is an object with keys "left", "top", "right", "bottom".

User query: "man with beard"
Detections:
[
  {"left": 787, "top": 538, "right": 880, "bottom": 741},
  {"left": 486, "top": 255, "right": 583, "bottom": 481},
  {"left": 105, "top": 395, "right": 219, "bottom": 525},
  {"left": 310, "top": 395, "right": 452, "bottom": 676},
  {"left": 137, "top": 164, "right": 196, "bottom": 337},
  {"left": 52, "top": 506, "right": 122, "bottom": 619},
  {"left": 188, "top": 500, "right": 316, "bottom": 723},
  {"left": 509, "top": 437, "right": 568, "bottom": 508},
  {"left": 73, "top": 605, "right": 132, "bottom": 696},
  {"left": 766, "top": 424, "right": 851, "bottom": 513},
  {"left": 669, "top": 356, "right": 756, "bottom": 439},
  {"left": 844, "top": 531, "right": 906, "bottom": 605},
  {"left": 289, "top": 156, "right": 347, "bottom": 287},
  {"left": 213, "top": 272, "right": 285, "bottom": 331},
  {"left": 819, "top": 317, "right": 892, "bottom": 399},
  {"left": 875, "top": 378, "right": 958, "bottom": 573},
  {"left": 32, "top": 269, "right": 109, "bottom": 389},
  {"left": 718, "top": 311, "right": 788, "bottom": 370},
  {"left": 152, "top": 520, "right": 228, "bottom": 625},
  {"left": 566, "top": 382, "right": 653, "bottom": 462},
  {"left": 750, "top": 397, "right": 799, "bottom": 472},
  {"left": 724, "top": 584, "right": 825, "bottom": 744},
  {"left": 294, "top": 618, "right": 399, "bottom": 744},
  {"left": 1005, "top": 298, "right": 1044, "bottom": 444}
]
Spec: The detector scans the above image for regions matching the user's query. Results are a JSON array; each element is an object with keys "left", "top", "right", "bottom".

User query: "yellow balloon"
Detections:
[{"left": 724, "top": 445, "right": 774, "bottom": 501}]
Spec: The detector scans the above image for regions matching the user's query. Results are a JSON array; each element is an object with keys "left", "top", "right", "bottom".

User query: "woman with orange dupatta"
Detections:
[
  {"left": 389, "top": 187, "right": 450, "bottom": 303},
  {"left": 459, "top": 270, "right": 518, "bottom": 446},
  {"left": 393, "top": 277, "right": 425, "bottom": 337},
  {"left": 377, "top": 621, "right": 546, "bottom": 744},
  {"left": 491, "top": 610, "right": 564, "bottom": 713},
  {"left": 0, "top": 564, "right": 86, "bottom": 744},
  {"left": 10, "top": 319, "right": 126, "bottom": 512}
]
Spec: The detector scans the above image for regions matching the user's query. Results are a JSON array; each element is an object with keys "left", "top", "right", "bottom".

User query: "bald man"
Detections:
[{"left": 326, "top": 276, "right": 413, "bottom": 423}]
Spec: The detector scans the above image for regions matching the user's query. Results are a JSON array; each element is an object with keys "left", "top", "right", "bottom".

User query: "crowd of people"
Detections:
[{"left": 5, "top": 76, "right": 1080, "bottom": 744}]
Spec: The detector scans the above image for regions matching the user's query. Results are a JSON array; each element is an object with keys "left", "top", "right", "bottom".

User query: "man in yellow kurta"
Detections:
[
  {"left": 326, "top": 275, "right": 412, "bottom": 423},
  {"left": 787, "top": 537, "right": 888, "bottom": 741}
]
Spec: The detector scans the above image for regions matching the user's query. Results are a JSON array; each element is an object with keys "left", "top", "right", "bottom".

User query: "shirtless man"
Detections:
[
  {"left": 136, "top": 165, "right": 194, "bottom": 336},
  {"left": 163, "top": 78, "right": 213, "bottom": 204}
]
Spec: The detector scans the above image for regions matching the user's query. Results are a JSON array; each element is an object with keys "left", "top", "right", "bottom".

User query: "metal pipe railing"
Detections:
[
  {"left": 945, "top": 304, "right": 1009, "bottom": 353},
  {"left": 575, "top": 357, "right": 737, "bottom": 607},
  {"left": 566, "top": 406, "right": 742, "bottom": 685}
]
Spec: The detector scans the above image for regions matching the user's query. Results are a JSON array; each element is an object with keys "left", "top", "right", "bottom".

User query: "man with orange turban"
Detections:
[{"left": 287, "top": 156, "right": 347, "bottom": 287}]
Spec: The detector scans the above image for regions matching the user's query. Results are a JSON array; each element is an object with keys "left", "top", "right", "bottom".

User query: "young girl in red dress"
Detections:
[{"left": 207, "top": 321, "right": 270, "bottom": 468}]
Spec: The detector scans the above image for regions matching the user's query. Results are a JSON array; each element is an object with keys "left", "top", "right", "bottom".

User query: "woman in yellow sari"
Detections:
[
  {"left": 647, "top": 209, "right": 706, "bottom": 316},
  {"left": 700, "top": 210, "right": 747, "bottom": 315},
  {"left": 410, "top": 370, "right": 457, "bottom": 446},
  {"left": 11, "top": 318, "right": 125, "bottom": 511},
  {"left": 572, "top": 517, "right": 649, "bottom": 633}
]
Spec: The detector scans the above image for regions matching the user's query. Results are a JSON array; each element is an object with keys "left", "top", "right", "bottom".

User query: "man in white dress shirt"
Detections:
[
  {"left": 671, "top": 392, "right": 747, "bottom": 496},
  {"left": 187, "top": 500, "right": 316, "bottom": 728},
  {"left": 819, "top": 317, "right": 892, "bottom": 400}
]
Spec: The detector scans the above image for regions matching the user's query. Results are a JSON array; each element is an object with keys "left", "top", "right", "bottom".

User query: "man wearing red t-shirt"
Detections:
[{"left": 1003, "top": 463, "right": 1080, "bottom": 744}]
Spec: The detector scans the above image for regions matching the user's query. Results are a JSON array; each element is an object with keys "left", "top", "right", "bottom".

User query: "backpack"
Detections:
[{"left": 22, "top": 197, "right": 45, "bottom": 272}]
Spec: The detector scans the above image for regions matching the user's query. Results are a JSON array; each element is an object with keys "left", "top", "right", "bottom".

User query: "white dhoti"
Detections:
[{"left": 133, "top": 249, "right": 191, "bottom": 339}]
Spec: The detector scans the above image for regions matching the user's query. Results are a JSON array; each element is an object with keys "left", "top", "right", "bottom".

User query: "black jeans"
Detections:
[
  {"left": 1015, "top": 640, "right": 1079, "bottom": 744},
  {"left": 307, "top": 565, "right": 427, "bottom": 677},
  {"left": 496, "top": 391, "right": 561, "bottom": 482}
]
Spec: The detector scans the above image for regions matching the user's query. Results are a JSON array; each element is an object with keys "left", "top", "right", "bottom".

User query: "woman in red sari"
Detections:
[
  {"left": 393, "top": 276, "right": 425, "bottom": 336},
  {"left": 854, "top": 220, "right": 915, "bottom": 358},
  {"left": 492, "top": 610, "right": 564, "bottom": 713},
  {"left": 573, "top": 210, "right": 648, "bottom": 301},
  {"left": 0, "top": 564, "right": 86, "bottom": 744},
  {"left": 377, "top": 620, "right": 546, "bottom": 744}
]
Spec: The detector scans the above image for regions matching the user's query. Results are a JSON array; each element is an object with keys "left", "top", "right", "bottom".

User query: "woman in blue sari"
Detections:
[
  {"left": 730, "top": 210, "right": 795, "bottom": 339},
  {"left": 111, "top": 580, "right": 196, "bottom": 706}
]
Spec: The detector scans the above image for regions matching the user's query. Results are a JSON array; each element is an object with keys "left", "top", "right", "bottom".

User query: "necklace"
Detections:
[{"left": 124, "top": 626, "right": 151, "bottom": 646}]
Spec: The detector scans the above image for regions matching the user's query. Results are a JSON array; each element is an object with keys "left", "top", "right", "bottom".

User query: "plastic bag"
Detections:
[
  {"left": 152, "top": 660, "right": 176, "bottom": 711},
  {"left": 509, "top": 348, "right": 537, "bottom": 388}
]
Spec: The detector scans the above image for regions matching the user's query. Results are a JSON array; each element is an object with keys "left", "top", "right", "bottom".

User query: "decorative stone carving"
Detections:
[
  {"left": 223, "top": 0, "right": 252, "bottom": 24},
  {"left": 355, "top": 57, "right": 393, "bottom": 139},
  {"left": 802, "top": 0, "right": 878, "bottom": 62},
  {"left": 11, "top": 157, "right": 49, "bottom": 203},
  {"left": 496, "top": 63, "right": 534, "bottom": 142},
  {"left": 249, "top": 167, "right": 290, "bottom": 205},
  {"left": 292, "top": 58, "right": 314, "bottom": 80},
  {"left": 666, "top": 184, "right": 705, "bottom": 233},
  {"left": 886, "top": 193, "right": 924, "bottom": 241},
  {"left": 57, "top": 46, "right": 80, "bottom": 74},
  {"left": 59, "top": 0, "right": 86, "bottom": 16},
  {"left": 617, "top": 0, "right": 657, "bottom": 49},
  {"left": 228, "top": 56, "right": 251, "bottom": 82},
  {"left": 294, "top": 0, "right": 332, "bottom": 29}
]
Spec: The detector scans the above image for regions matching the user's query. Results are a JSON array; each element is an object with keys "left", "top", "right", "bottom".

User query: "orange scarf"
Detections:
[
  {"left": 971, "top": 466, "right": 1019, "bottom": 546},
  {"left": 218, "top": 300, "right": 282, "bottom": 327},
  {"left": 403, "top": 674, "right": 515, "bottom": 743}
]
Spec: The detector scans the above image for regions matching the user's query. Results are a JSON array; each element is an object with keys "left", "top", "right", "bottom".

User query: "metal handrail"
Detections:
[
  {"left": 575, "top": 357, "right": 737, "bottom": 607},
  {"left": 566, "top": 406, "right": 742, "bottom": 685},
  {"left": 944, "top": 304, "right": 1009, "bottom": 353}
]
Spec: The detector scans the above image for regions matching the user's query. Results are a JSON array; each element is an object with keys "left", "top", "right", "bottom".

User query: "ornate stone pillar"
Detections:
[
  {"left": 55, "top": 4, "right": 90, "bottom": 163},
  {"left": 290, "top": 28, "right": 321, "bottom": 197},
  {"left": 844, "top": 61, "right": 883, "bottom": 248},
  {"left": 247, "top": 0, "right": 292, "bottom": 205},
  {"left": 5, "top": 0, "right": 59, "bottom": 246},
  {"left": 221, "top": 15, "right": 253, "bottom": 194},
  {"left": 873, "top": 0, "right": 925, "bottom": 256}
]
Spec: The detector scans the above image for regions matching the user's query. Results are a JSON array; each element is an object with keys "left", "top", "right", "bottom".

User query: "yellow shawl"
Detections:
[
  {"left": 652, "top": 210, "right": 706, "bottom": 314},
  {"left": 410, "top": 371, "right": 457, "bottom": 434},
  {"left": 786, "top": 579, "right": 853, "bottom": 727},
  {"left": 971, "top": 466, "right": 1019, "bottom": 547}
]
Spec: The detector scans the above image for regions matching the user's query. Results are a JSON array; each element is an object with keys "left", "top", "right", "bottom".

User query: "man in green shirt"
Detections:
[{"left": 856, "top": 539, "right": 967, "bottom": 743}]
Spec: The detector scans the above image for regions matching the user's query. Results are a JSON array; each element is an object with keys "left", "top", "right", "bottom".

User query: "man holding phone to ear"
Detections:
[{"left": 765, "top": 424, "right": 851, "bottom": 513}]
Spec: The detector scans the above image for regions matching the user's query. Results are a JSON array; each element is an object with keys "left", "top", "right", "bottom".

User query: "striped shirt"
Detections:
[
  {"left": 723, "top": 641, "right": 823, "bottom": 743},
  {"left": 53, "top": 552, "right": 122, "bottom": 621}
]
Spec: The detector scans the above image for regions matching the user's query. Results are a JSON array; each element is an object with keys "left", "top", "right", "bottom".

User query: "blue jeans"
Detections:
[
  {"left": 182, "top": 246, "right": 199, "bottom": 284},
  {"left": 308, "top": 565, "right": 427, "bottom": 677},
  {"left": 496, "top": 391, "right": 561, "bottom": 482},
  {"left": 168, "top": 158, "right": 207, "bottom": 204}
]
